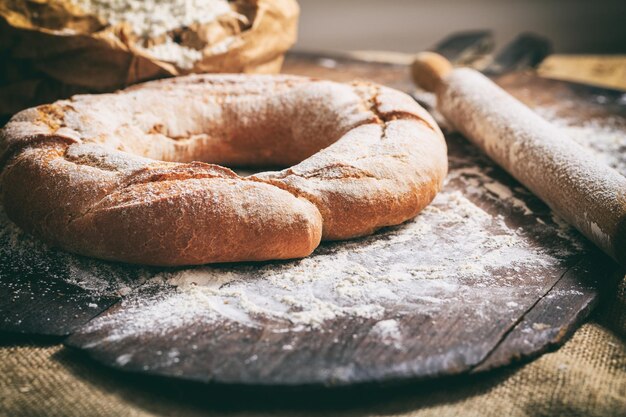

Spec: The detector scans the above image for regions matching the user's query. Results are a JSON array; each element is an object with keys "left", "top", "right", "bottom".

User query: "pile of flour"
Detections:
[{"left": 70, "top": 0, "right": 235, "bottom": 68}]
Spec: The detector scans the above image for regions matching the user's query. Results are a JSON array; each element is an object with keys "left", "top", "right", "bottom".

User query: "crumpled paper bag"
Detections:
[{"left": 0, "top": 0, "right": 299, "bottom": 119}]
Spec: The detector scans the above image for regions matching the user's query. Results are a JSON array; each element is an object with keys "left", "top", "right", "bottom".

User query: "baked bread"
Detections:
[{"left": 0, "top": 74, "right": 447, "bottom": 266}]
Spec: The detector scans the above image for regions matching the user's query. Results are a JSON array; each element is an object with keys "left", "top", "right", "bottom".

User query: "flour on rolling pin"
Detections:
[{"left": 413, "top": 52, "right": 626, "bottom": 266}]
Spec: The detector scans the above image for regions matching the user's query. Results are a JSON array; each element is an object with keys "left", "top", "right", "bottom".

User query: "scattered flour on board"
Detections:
[
  {"left": 0, "top": 207, "right": 150, "bottom": 299},
  {"left": 450, "top": 164, "right": 536, "bottom": 217},
  {"left": 78, "top": 185, "right": 569, "bottom": 345},
  {"left": 370, "top": 319, "right": 403, "bottom": 349}
]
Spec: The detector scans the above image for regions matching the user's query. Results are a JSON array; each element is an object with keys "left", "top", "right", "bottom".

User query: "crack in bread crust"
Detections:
[{"left": 0, "top": 74, "right": 447, "bottom": 266}]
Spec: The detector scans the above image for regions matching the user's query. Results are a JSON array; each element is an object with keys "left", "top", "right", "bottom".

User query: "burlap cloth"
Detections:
[{"left": 1, "top": 273, "right": 625, "bottom": 417}]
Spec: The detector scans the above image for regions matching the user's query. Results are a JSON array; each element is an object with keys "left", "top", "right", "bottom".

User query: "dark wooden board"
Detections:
[
  {"left": 62, "top": 130, "right": 616, "bottom": 385},
  {"left": 0, "top": 209, "right": 160, "bottom": 336},
  {"left": 472, "top": 251, "right": 614, "bottom": 373},
  {"left": 2, "top": 51, "right": 625, "bottom": 386}
]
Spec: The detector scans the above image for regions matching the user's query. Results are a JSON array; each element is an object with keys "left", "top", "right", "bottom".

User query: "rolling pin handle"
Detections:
[{"left": 411, "top": 52, "right": 453, "bottom": 93}]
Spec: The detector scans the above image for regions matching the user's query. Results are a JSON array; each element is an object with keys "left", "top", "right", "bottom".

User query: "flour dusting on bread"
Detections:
[{"left": 0, "top": 74, "right": 447, "bottom": 266}]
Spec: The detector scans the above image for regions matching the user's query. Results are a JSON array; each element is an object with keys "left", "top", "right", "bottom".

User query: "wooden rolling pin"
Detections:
[{"left": 412, "top": 52, "right": 626, "bottom": 267}]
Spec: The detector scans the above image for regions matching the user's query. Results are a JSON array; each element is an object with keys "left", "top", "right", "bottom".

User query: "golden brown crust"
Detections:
[{"left": 0, "top": 74, "right": 447, "bottom": 266}]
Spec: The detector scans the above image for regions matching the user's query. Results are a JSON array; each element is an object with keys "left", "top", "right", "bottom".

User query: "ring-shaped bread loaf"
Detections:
[{"left": 0, "top": 75, "right": 447, "bottom": 266}]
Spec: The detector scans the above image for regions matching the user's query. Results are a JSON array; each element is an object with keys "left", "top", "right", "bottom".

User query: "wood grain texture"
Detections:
[
  {"left": 0, "top": 208, "right": 160, "bottom": 335},
  {"left": 1, "top": 52, "right": 624, "bottom": 386},
  {"left": 0, "top": 262, "right": 118, "bottom": 336}
]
